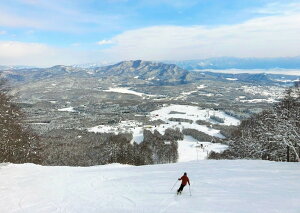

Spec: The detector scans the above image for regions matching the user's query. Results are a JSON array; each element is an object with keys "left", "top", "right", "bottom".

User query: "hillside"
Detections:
[
  {"left": 1, "top": 160, "right": 299, "bottom": 213},
  {"left": 94, "top": 60, "right": 189, "bottom": 84}
]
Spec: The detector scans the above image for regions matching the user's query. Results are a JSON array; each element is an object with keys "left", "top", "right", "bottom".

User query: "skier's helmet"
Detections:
[{"left": 184, "top": 172, "right": 187, "bottom": 175}]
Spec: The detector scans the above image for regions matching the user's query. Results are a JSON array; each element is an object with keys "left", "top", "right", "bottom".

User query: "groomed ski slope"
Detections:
[{"left": 1, "top": 160, "right": 300, "bottom": 213}]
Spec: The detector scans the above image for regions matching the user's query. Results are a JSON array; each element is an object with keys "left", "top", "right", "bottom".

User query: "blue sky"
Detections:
[{"left": 0, "top": 0, "right": 300, "bottom": 66}]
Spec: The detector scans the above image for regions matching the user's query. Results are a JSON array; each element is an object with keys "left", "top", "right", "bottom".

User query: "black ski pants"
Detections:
[{"left": 177, "top": 184, "right": 186, "bottom": 193}]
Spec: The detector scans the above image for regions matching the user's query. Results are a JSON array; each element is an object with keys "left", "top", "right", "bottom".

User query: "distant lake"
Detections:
[{"left": 192, "top": 69, "right": 300, "bottom": 76}]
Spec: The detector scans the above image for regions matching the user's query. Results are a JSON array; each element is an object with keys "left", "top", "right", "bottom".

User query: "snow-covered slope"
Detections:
[
  {"left": 177, "top": 136, "right": 228, "bottom": 162},
  {"left": 88, "top": 105, "right": 240, "bottom": 142},
  {"left": 1, "top": 160, "right": 299, "bottom": 213},
  {"left": 88, "top": 104, "right": 239, "bottom": 161}
]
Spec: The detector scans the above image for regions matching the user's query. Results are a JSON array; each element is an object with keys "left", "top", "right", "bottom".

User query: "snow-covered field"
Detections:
[
  {"left": 150, "top": 105, "right": 240, "bottom": 127},
  {"left": 58, "top": 107, "right": 75, "bottom": 112},
  {"left": 1, "top": 160, "right": 299, "bottom": 213},
  {"left": 89, "top": 105, "right": 240, "bottom": 140},
  {"left": 88, "top": 105, "right": 240, "bottom": 161},
  {"left": 88, "top": 120, "right": 144, "bottom": 143},
  {"left": 226, "top": 78, "right": 238, "bottom": 81},
  {"left": 104, "top": 87, "right": 156, "bottom": 97}
]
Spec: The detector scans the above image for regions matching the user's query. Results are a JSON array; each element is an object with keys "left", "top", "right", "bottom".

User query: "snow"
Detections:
[
  {"left": 176, "top": 85, "right": 207, "bottom": 99},
  {"left": 57, "top": 107, "right": 75, "bottom": 112},
  {"left": 181, "top": 90, "right": 197, "bottom": 95},
  {"left": 88, "top": 105, "right": 240, "bottom": 160},
  {"left": 88, "top": 120, "right": 144, "bottom": 144},
  {"left": 89, "top": 104, "right": 240, "bottom": 139},
  {"left": 179, "top": 85, "right": 206, "bottom": 97},
  {"left": 197, "top": 84, "right": 207, "bottom": 89},
  {"left": 150, "top": 105, "right": 240, "bottom": 126},
  {"left": 1, "top": 160, "right": 300, "bottom": 213},
  {"left": 226, "top": 78, "right": 238, "bottom": 81},
  {"left": 31, "top": 123, "right": 49, "bottom": 125},
  {"left": 240, "top": 98, "right": 279, "bottom": 103},
  {"left": 104, "top": 87, "right": 156, "bottom": 97},
  {"left": 177, "top": 136, "right": 228, "bottom": 162},
  {"left": 199, "top": 93, "right": 214, "bottom": 97},
  {"left": 147, "top": 105, "right": 239, "bottom": 159},
  {"left": 242, "top": 85, "right": 285, "bottom": 98}
]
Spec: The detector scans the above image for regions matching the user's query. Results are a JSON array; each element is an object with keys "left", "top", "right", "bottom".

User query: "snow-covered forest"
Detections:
[
  {"left": 0, "top": 81, "right": 40, "bottom": 164},
  {"left": 210, "top": 82, "right": 300, "bottom": 162}
]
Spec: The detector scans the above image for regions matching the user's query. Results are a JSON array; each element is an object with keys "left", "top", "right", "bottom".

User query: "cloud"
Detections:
[
  {"left": 0, "top": 41, "right": 99, "bottom": 67},
  {"left": 0, "top": 1, "right": 123, "bottom": 33},
  {"left": 0, "top": 11, "right": 45, "bottom": 29},
  {"left": 100, "top": 3, "right": 300, "bottom": 61},
  {"left": 0, "top": 30, "right": 6, "bottom": 35},
  {"left": 255, "top": 1, "right": 300, "bottom": 15},
  {"left": 1, "top": 2, "right": 300, "bottom": 66},
  {"left": 97, "top": 40, "right": 114, "bottom": 45}
]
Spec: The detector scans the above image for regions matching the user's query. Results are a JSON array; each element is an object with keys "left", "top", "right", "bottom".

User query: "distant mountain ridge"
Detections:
[
  {"left": 0, "top": 60, "right": 189, "bottom": 85},
  {"left": 0, "top": 60, "right": 299, "bottom": 85},
  {"left": 0, "top": 65, "right": 36, "bottom": 70}
]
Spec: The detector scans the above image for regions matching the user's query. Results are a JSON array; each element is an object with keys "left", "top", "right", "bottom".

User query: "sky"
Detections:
[{"left": 0, "top": 0, "right": 300, "bottom": 67}]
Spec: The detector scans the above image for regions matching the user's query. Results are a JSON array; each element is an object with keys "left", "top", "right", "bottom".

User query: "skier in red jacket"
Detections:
[{"left": 177, "top": 172, "right": 190, "bottom": 194}]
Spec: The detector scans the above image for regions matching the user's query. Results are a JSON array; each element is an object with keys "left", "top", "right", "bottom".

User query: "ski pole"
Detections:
[
  {"left": 189, "top": 185, "right": 191, "bottom": 196},
  {"left": 171, "top": 180, "right": 179, "bottom": 191}
]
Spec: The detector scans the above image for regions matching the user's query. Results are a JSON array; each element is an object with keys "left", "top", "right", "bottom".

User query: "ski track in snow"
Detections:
[{"left": 1, "top": 160, "right": 300, "bottom": 213}]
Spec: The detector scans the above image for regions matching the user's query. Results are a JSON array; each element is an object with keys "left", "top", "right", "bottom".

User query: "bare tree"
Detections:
[{"left": 0, "top": 81, "right": 40, "bottom": 163}]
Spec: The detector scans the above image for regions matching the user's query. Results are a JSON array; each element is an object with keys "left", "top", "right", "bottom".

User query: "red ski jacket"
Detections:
[{"left": 178, "top": 175, "right": 190, "bottom": 186}]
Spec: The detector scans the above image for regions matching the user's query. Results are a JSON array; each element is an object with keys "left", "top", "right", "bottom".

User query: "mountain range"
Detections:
[{"left": 0, "top": 60, "right": 299, "bottom": 86}]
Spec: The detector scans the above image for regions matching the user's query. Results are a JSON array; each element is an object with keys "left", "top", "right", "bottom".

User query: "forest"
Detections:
[{"left": 209, "top": 82, "right": 300, "bottom": 162}]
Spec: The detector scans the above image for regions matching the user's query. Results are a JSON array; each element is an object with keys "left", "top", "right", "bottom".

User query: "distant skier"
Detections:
[
  {"left": 177, "top": 172, "right": 190, "bottom": 195},
  {"left": 200, "top": 144, "right": 204, "bottom": 151}
]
